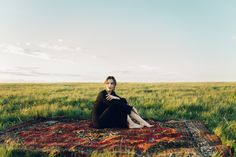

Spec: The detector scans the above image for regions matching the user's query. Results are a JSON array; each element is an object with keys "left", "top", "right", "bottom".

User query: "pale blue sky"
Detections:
[{"left": 0, "top": 0, "right": 235, "bottom": 82}]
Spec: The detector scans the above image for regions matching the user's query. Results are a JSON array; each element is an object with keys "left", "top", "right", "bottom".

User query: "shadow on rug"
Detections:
[{"left": 0, "top": 117, "right": 229, "bottom": 157}]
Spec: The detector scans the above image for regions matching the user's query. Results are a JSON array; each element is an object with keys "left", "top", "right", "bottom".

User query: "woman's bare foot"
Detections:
[
  {"left": 140, "top": 122, "right": 154, "bottom": 128},
  {"left": 129, "top": 123, "right": 143, "bottom": 129}
]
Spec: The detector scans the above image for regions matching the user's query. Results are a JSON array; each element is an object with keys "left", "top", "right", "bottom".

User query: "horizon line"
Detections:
[{"left": 0, "top": 81, "right": 235, "bottom": 84}]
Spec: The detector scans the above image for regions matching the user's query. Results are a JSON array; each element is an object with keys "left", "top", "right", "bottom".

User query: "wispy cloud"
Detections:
[
  {"left": 109, "top": 64, "right": 191, "bottom": 82},
  {"left": 38, "top": 43, "right": 81, "bottom": 52},
  {"left": 127, "top": 64, "right": 163, "bottom": 73},
  {"left": 0, "top": 39, "right": 98, "bottom": 63},
  {"left": 0, "top": 66, "right": 81, "bottom": 77},
  {"left": 0, "top": 43, "right": 52, "bottom": 60}
]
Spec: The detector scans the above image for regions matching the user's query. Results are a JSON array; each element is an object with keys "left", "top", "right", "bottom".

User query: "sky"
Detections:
[{"left": 0, "top": 0, "right": 235, "bottom": 82}]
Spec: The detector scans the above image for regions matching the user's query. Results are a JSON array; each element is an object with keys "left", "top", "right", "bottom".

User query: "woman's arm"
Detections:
[
  {"left": 113, "top": 93, "right": 128, "bottom": 104},
  {"left": 105, "top": 94, "right": 120, "bottom": 101},
  {"left": 96, "top": 91, "right": 107, "bottom": 104}
]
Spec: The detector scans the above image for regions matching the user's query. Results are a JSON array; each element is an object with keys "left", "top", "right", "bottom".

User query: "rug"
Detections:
[{"left": 0, "top": 117, "right": 228, "bottom": 156}]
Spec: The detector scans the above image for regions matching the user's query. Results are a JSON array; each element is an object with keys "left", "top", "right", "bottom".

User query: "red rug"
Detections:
[{"left": 0, "top": 117, "right": 228, "bottom": 156}]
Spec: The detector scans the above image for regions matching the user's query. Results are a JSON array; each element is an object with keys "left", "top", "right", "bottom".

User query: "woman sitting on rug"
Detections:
[{"left": 92, "top": 76, "right": 154, "bottom": 129}]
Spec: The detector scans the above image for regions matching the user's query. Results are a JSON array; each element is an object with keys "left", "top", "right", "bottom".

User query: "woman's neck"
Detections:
[{"left": 105, "top": 89, "right": 112, "bottom": 94}]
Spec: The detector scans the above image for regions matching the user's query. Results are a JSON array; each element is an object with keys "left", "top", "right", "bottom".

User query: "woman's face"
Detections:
[{"left": 105, "top": 79, "right": 116, "bottom": 92}]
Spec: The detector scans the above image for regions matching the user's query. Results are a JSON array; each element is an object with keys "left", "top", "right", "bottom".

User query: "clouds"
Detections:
[
  {"left": 0, "top": 39, "right": 98, "bottom": 64},
  {"left": 0, "top": 39, "right": 103, "bottom": 82},
  {"left": 0, "top": 43, "right": 52, "bottom": 60},
  {"left": 0, "top": 1, "right": 236, "bottom": 82},
  {"left": 0, "top": 38, "right": 192, "bottom": 82},
  {"left": 0, "top": 38, "right": 228, "bottom": 82},
  {"left": 0, "top": 60, "right": 190, "bottom": 82},
  {"left": 0, "top": 66, "right": 81, "bottom": 77},
  {"left": 0, "top": 66, "right": 84, "bottom": 82},
  {"left": 108, "top": 64, "right": 190, "bottom": 82},
  {"left": 0, "top": 42, "right": 60, "bottom": 62}
]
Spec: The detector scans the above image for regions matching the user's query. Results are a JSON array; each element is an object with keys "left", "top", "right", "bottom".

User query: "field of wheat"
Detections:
[{"left": 0, "top": 82, "right": 235, "bottom": 156}]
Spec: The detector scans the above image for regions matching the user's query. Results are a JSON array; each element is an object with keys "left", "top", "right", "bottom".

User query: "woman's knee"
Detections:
[{"left": 108, "top": 102, "right": 120, "bottom": 110}]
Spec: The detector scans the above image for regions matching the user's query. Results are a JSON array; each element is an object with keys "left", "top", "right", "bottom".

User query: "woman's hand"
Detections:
[{"left": 106, "top": 94, "right": 120, "bottom": 101}]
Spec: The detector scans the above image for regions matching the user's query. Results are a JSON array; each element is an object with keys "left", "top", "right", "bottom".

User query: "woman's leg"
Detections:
[
  {"left": 132, "top": 106, "right": 138, "bottom": 115},
  {"left": 99, "top": 102, "right": 125, "bottom": 128},
  {"left": 127, "top": 115, "right": 143, "bottom": 128},
  {"left": 129, "top": 110, "right": 154, "bottom": 127}
]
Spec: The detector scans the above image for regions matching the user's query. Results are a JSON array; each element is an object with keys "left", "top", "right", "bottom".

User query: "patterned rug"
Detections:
[{"left": 0, "top": 117, "right": 228, "bottom": 156}]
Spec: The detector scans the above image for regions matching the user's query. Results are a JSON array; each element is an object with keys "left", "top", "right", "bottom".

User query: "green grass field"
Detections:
[{"left": 0, "top": 82, "right": 235, "bottom": 155}]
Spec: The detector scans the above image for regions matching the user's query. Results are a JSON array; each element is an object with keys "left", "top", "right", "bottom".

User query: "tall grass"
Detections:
[{"left": 0, "top": 82, "right": 235, "bottom": 151}]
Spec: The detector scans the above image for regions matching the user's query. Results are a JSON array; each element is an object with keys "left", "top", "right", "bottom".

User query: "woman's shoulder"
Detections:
[
  {"left": 97, "top": 89, "right": 106, "bottom": 96},
  {"left": 111, "top": 90, "right": 117, "bottom": 96},
  {"left": 100, "top": 89, "right": 106, "bottom": 94},
  {"left": 95, "top": 90, "right": 108, "bottom": 102}
]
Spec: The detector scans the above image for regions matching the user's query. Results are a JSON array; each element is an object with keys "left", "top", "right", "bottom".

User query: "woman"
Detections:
[{"left": 91, "top": 76, "right": 154, "bottom": 129}]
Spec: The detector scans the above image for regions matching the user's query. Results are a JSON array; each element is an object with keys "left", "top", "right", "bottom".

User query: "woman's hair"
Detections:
[{"left": 104, "top": 76, "right": 117, "bottom": 86}]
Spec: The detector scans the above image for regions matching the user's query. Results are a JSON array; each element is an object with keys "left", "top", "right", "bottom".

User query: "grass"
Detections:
[{"left": 0, "top": 82, "right": 235, "bottom": 156}]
